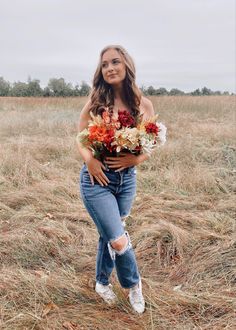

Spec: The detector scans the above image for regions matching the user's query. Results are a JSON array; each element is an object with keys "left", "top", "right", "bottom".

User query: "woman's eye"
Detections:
[{"left": 102, "top": 60, "right": 119, "bottom": 68}]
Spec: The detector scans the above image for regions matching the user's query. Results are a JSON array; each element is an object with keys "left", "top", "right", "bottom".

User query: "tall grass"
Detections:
[{"left": 0, "top": 96, "right": 235, "bottom": 329}]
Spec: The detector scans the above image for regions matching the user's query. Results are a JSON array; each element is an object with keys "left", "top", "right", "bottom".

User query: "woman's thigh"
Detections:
[
  {"left": 116, "top": 170, "right": 137, "bottom": 219},
  {"left": 79, "top": 169, "right": 125, "bottom": 242}
]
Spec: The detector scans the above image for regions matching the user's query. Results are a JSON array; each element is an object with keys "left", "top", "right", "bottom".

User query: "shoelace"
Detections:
[{"left": 100, "top": 284, "right": 115, "bottom": 298}]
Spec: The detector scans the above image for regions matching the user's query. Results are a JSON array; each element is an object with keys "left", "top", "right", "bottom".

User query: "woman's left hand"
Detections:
[{"left": 104, "top": 152, "right": 139, "bottom": 171}]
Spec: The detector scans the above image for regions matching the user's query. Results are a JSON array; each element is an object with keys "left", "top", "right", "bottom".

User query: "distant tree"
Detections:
[
  {"left": 156, "top": 87, "right": 168, "bottom": 95},
  {"left": 223, "top": 91, "right": 229, "bottom": 95},
  {"left": 146, "top": 86, "right": 156, "bottom": 95},
  {"left": 27, "top": 77, "right": 43, "bottom": 96},
  {"left": 42, "top": 86, "right": 52, "bottom": 97},
  {"left": 169, "top": 88, "right": 185, "bottom": 95},
  {"left": 73, "top": 84, "right": 81, "bottom": 96},
  {"left": 0, "top": 77, "right": 10, "bottom": 96},
  {"left": 201, "top": 86, "right": 212, "bottom": 95},
  {"left": 213, "top": 90, "right": 222, "bottom": 95},
  {"left": 11, "top": 81, "right": 29, "bottom": 96},
  {"left": 191, "top": 88, "right": 201, "bottom": 96},
  {"left": 48, "top": 78, "right": 73, "bottom": 97},
  {"left": 78, "top": 81, "right": 91, "bottom": 96}
]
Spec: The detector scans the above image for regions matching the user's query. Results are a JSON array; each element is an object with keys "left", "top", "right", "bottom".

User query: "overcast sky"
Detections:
[{"left": 0, "top": 0, "right": 235, "bottom": 92}]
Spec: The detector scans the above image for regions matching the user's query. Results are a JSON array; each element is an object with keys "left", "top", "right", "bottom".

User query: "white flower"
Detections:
[
  {"left": 157, "top": 122, "right": 167, "bottom": 145},
  {"left": 112, "top": 127, "right": 140, "bottom": 151},
  {"left": 139, "top": 133, "right": 156, "bottom": 154}
]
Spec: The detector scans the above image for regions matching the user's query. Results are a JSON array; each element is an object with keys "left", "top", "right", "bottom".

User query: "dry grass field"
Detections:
[{"left": 0, "top": 96, "right": 235, "bottom": 330}]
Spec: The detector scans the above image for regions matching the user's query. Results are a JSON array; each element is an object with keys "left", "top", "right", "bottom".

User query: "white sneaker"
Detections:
[
  {"left": 95, "top": 282, "right": 117, "bottom": 304},
  {"left": 128, "top": 278, "right": 145, "bottom": 314}
]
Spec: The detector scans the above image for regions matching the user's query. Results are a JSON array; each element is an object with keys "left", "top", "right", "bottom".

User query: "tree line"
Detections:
[
  {"left": 0, "top": 76, "right": 233, "bottom": 97},
  {"left": 0, "top": 77, "right": 91, "bottom": 97},
  {"left": 140, "top": 86, "right": 233, "bottom": 96}
]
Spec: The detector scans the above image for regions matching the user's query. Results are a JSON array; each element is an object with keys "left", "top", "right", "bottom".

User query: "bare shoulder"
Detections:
[
  {"left": 140, "top": 96, "right": 155, "bottom": 119},
  {"left": 80, "top": 99, "right": 92, "bottom": 117},
  {"left": 77, "top": 99, "right": 92, "bottom": 131}
]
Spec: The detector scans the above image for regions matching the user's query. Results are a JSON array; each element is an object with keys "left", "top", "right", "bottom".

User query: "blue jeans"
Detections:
[{"left": 79, "top": 162, "right": 140, "bottom": 289}]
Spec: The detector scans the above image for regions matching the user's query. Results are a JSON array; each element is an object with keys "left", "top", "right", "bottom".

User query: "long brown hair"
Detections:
[{"left": 88, "top": 45, "right": 142, "bottom": 122}]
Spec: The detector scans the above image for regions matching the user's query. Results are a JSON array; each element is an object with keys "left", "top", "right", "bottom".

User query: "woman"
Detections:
[{"left": 76, "top": 45, "right": 155, "bottom": 314}]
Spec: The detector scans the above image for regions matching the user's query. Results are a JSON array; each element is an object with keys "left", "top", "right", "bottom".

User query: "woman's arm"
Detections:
[
  {"left": 137, "top": 96, "right": 155, "bottom": 164},
  {"left": 136, "top": 96, "right": 155, "bottom": 165},
  {"left": 76, "top": 102, "right": 110, "bottom": 186},
  {"left": 76, "top": 100, "right": 94, "bottom": 163},
  {"left": 140, "top": 96, "right": 155, "bottom": 121}
]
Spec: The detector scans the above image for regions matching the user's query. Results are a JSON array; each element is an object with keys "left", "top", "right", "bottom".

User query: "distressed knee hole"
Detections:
[
  {"left": 111, "top": 233, "right": 128, "bottom": 251},
  {"left": 107, "top": 231, "right": 132, "bottom": 260}
]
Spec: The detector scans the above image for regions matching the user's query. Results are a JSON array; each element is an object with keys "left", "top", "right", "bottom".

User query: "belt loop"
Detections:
[
  {"left": 119, "top": 171, "right": 123, "bottom": 185},
  {"left": 127, "top": 166, "right": 133, "bottom": 175}
]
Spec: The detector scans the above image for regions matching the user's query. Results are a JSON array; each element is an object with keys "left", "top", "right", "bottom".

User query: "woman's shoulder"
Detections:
[
  {"left": 140, "top": 96, "right": 155, "bottom": 118},
  {"left": 80, "top": 98, "right": 92, "bottom": 118},
  {"left": 82, "top": 98, "right": 92, "bottom": 110}
]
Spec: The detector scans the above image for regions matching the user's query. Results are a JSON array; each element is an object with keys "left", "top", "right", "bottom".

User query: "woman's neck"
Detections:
[
  {"left": 112, "top": 84, "right": 125, "bottom": 102},
  {"left": 111, "top": 84, "right": 131, "bottom": 112}
]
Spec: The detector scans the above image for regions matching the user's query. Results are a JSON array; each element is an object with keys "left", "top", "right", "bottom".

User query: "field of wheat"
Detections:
[{"left": 0, "top": 96, "right": 235, "bottom": 330}]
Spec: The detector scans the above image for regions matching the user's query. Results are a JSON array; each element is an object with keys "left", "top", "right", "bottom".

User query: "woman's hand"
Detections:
[
  {"left": 104, "top": 152, "right": 139, "bottom": 171},
  {"left": 86, "top": 157, "right": 110, "bottom": 186}
]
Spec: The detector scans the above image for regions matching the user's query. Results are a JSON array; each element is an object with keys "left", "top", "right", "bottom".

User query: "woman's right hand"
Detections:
[{"left": 86, "top": 157, "right": 110, "bottom": 186}]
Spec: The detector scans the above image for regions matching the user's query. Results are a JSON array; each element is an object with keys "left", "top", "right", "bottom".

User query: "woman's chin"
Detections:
[{"left": 108, "top": 79, "right": 124, "bottom": 86}]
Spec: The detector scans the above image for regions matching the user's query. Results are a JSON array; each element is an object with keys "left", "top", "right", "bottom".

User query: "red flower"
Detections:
[
  {"left": 118, "top": 110, "right": 135, "bottom": 127},
  {"left": 145, "top": 123, "right": 159, "bottom": 135},
  {"left": 103, "top": 128, "right": 115, "bottom": 151}
]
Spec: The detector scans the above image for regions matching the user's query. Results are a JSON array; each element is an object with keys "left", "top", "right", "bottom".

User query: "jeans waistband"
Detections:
[
  {"left": 103, "top": 162, "right": 135, "bottom": 174},
  {"left": 83, "top": 161, "right": 135, "bottom": 175}
]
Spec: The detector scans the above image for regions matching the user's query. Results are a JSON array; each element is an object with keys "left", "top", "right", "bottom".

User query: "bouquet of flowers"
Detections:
[{"left": 76, "top": 107, "right": 167, "bottom": 160}]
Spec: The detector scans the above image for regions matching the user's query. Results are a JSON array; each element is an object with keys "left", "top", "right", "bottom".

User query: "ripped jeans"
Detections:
[{"left": 79, "top": 162, "right": 141, "bottom": 289}]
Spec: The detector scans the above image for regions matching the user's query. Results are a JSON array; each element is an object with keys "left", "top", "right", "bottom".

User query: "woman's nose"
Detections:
[{"left": 107, "top": 63, "right": 114, "bottom": 71}]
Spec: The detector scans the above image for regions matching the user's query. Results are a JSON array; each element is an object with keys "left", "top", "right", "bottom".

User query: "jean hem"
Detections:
[
  {"left": 120, "top": 281, "right": 139, "bottom": 289},
  {"left": 96, "top": 280, "right": 110, "bottom": 286},
  {"left": 120, "top": 275, "right": 141, "bottom": 289}
]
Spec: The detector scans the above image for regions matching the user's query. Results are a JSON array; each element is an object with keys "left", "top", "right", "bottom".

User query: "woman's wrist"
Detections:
[
  {"left": 84, "top": 154, "right": 94, "bottom": 164},
  {"left": 135, "top": 153, "right": 151, "bottom": 165}
]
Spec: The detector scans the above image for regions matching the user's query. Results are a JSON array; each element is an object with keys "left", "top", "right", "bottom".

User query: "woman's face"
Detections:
[{"left": 101, "top": 49, "right": 126, "bottom": 86}]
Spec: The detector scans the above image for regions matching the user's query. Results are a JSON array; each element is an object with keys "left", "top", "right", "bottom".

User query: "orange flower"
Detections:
[
  {"left": 88, "top": 125, "right": 115, "bottom": 151},
  {"left": 89, "top": 125, "right": 107, "bottom": 142}
]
